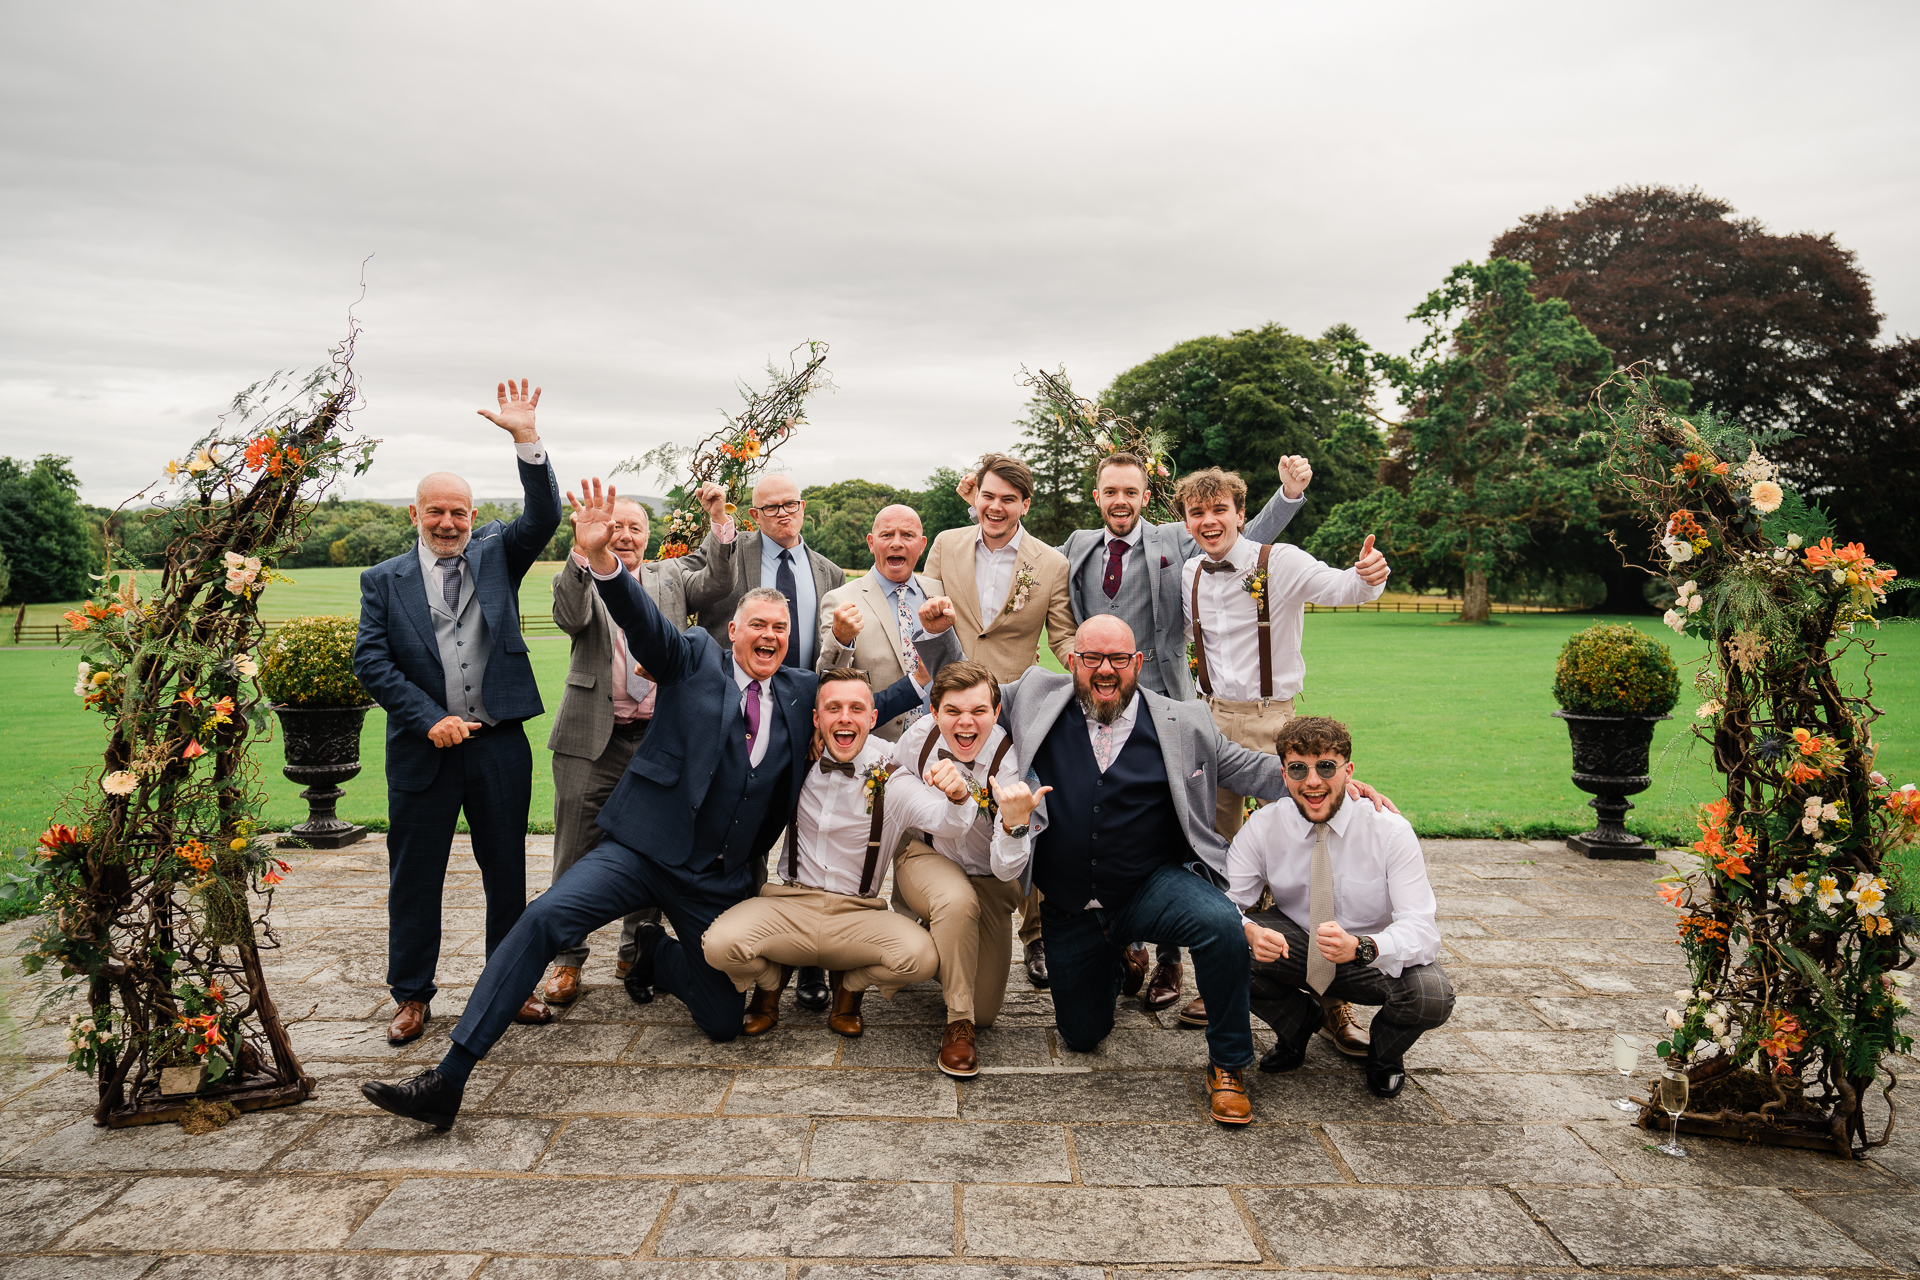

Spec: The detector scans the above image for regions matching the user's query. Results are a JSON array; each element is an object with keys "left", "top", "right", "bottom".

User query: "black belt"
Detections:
[{"left": 463, "top": 717, "right": 527, "bottom": 738}]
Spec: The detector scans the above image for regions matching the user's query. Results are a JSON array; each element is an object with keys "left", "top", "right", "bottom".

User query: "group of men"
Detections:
[{"left": 354, "top": 378, "right": 1454, "bottom": 1130}]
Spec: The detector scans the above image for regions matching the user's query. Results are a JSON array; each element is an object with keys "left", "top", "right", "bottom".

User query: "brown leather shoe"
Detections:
[
  {"left": 543, "top": 965, "right": 583, "bottom": 1005},
  {"left": 1176, "top": 996, "right": 1207, "bottom": 1028},
  {"left": 743, "top": 967, "right": 790, "bottom": 1036},
  {"left": 615, "top": 960, "right": 632, "bottom": 980},
  {"left": 387, "top": 1000, "right": 430, "bottom": 1045},
  {"left": 1320, "top": 999, "right": 1370, "bottom": 1058},
  {"left": 827, "top": 972, "right": 865, "bottom": 1037},
  {"left": 1121, "top": 944, "right": 1149, "bottom": 997},
  {"left": 1207, "top": 1062, "right": 1252, "bottom": 1125},
  {"left": 1143, "top": 956, "right": 1183, "bottom": 1012},
  {"left": 514, "top": 996, "right": 553, "bottom": 1025},
  {"left": 938, "top": 1018, "right": 979, "bottom": 1078}
]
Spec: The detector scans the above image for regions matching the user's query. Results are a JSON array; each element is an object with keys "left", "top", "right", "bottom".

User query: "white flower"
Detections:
[
  {"left": 1777, "top": 872, "right": 1808, "bottom": 904},
  {"left": 1890, "top": 972, "right": 1913, "bottom": 989},
  {"left": 1814, "top": 842, "right": 1837, "bottom": 855},
  {"left": 1663, "top": 537, "right": 1695, "bottom": 564},
  {"left": 1814, "top": 875, "right": 1843, "bottom": 911},
  {"left": 1663, "top": 608, "right": 1686, "bottom": 634},
  {"left": 1847, "top": 875, "right": 1887, "bottom": 917},
  {"left": 1786, "top": 533, "right": 1804, "bottom": 549},
  {"left": 1895, "top": 994, "right": 1912, "bottom": 1014},
  {"left": 1689, "top": 596, "right": 1704, "bottom": 614},
  {"left": 1832, "top": 567, "right": 1849, "bottom": 584},
  {"left": 73, "top": 661, "right": 92, "bottom": 696},
  {"left": 1749, "top": 481, "right": 1784, "bottom": 514},
  {"left": 1664, "top": 1008, "right": 1684, "bottom": 1029},
  {"left": 1697, "top": 700, "right": 1722, "bottom": 719},
  {"left": 101, "top": 771, "right": 138, "bottom": 796},
  {"left": 233, "top": 654, "right": 260, "bottom": 678},
  {"left": 1870, "top": 771, "right": 1888, "bottom": 787},
  {"left": 1736, "top": 445, "right": 1779, "bottom": 484}
]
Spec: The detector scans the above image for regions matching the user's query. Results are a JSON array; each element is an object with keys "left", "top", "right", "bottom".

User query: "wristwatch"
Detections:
[
  {"left": 1002, "top": 822, "right": 1031, "bottom": 839},
  {"left": 1354, "top": 935, "right": 1379, "bottom": 966}
]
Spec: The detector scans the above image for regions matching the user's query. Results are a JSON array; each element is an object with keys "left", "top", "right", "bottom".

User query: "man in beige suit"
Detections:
[
  {"left": 540, "top": 483, "right": 735, "bottom": 1007},
  {"left": 815, "top": 504, "right": 942, "bottom": 742},
  {"left": 922, "top": 452, "right": 1076, "bottom": 987}
]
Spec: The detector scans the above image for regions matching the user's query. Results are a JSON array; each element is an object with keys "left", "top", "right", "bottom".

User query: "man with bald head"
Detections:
[
  {"left": 816, "top": 503, "right": 942, "bottom": 741},
  {"left": 700, "top": 473, "right": 845, "bottom": 673},
  {"left": 354, "top": 378, "right": 562, "bottom": 1046}
]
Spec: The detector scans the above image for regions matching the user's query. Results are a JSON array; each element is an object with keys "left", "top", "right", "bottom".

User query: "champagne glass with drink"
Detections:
[
  {"left": 1609, "top": 1029, "right": 1641, "bottom": 1112},
  {"left": 1655, "top": 1065, "right": 1689, "bottom": 1157}
]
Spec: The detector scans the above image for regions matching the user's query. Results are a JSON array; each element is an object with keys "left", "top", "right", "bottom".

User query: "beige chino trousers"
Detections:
[
  {"left": 1206, "top": 696, "right": 1294, "bottom": 838},
  {"left": 703, "top": 882, "right": 938, "bottom": 997},
  {"left": 891, "top": 839, "right": 1028, "bottom": 1025}
]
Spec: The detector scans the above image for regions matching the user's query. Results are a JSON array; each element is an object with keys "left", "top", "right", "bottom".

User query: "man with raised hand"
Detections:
[
  {"left": 359, "top": 478, "right": 926, "bottom": 1131},
  {"left": 353, "top": 377, "right": 560, "bottom": 1048},
  {"left": 1230, "top": 717, "right": 1451, "bottom": 1099},
  {"left": 539, "top": 481, "right": 735, "bottom": 1010},
  {"left": 886, "top": 659, "right": 1044, "bottom": 1077},
  {"left": 816, "top": 503, "right": 942, "bottom": 742}
]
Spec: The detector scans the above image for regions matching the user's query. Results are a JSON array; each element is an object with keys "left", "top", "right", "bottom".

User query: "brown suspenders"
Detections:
[
  {"left": 1191, "top": 543, "right": 1272, "bottom": 701},
  {"left": 784, "top": 763, "right": 900, "bottom": 897},
  {"left": 918, "top": 731, "right": 1015, "bottom": 814}
]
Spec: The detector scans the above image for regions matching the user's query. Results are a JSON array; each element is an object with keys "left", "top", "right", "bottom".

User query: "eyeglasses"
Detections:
[
  {"left": 751, "top": 499, "right": 804, "bottom": 517},
  {"left": 1284, "top": 760, "right": 1344, "bottom": 781},
  {"left": 1070, "top": 651, "right": 1139, "bottom": 670}
]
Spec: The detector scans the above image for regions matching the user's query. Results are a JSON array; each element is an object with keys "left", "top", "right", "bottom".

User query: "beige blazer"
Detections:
[
  {"left": 922, "top": 524, "right": 1076, "bottom": 684},
  {"left": 815, "top": 570, "right": 943, "bottom": 741}
]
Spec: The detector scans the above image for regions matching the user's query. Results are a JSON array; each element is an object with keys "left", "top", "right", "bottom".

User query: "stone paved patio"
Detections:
[{"left": 2, "top": 836, "right": 1916, "bottom": 1277}]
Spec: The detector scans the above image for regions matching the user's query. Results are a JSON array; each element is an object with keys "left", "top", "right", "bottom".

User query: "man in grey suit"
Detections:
[
  {"left": 539, "top": 481, "right": 736, "bottom": 1007},
  {"left": 815, "top": 503, "right": 941, "bottom": 742}
]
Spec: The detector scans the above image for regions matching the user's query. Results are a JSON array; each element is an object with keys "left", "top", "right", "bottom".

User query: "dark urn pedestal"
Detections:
[
  {"left": 273, "top": 704, "right": 371, "bottom": 849},
  {"left": 1553, "top": 710, "right": 1672, "bottom": 860}
]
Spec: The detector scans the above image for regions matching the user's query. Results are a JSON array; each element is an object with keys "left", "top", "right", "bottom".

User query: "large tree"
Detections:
[
  {"left": 1013, "top": 387, "right": 1094, "bottom": 545},
  {"left": 0, "top": 454, "right": 97, "bottom": 602},
  {"left": 800, "top": 478, "right": 917, "bottom": 570},
  {"left": 1306, "top": 259, "right": 1613, "bottom": 622},
  {"left": 1101, "top": 322, "right": 1382, "bottom": 545}
]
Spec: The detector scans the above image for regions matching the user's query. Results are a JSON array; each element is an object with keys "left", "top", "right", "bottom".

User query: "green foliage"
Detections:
[
  {"left": 1013, "top": 387, "right": 1093, "bottom": 545},
  {"left": 908, "top": 467, "right": 976, "bottom": 549},
  {"left": 259, "top": 615, "right": 372, "bottom": 707},
  {"left": 0, "top": 843, "right": 47, "bottom": 924},
  {"left": 1552, "top": 622, "right": 1680, "bottom": 715},
  {"left": 0, "top": 455, "right": 99, "bottom": 602},
  {"left": 1885, "top": 844, "right": 1920, "bottom": 917},
  {"left": 801, "top": 479, "right": 916, "bottom": 570},
  {"left": 1102, "top": 322, "right": 1382, "bottom": 546},
  {"left": 0, "top": 540, "right": 10, "bottom": 605}
]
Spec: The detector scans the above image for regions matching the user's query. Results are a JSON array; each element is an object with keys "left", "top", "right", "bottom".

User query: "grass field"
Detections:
[{"left": 2, "top": 564, "right": 1915, "bottom": 848}]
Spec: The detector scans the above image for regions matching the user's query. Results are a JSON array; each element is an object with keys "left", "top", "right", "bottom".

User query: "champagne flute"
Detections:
[
  {"left": 1609, "top": 1030, "right": 1641, "bottom": 1112},
  {"left": 1655, "top": 1066, "right": 1689, "bottom": 1157}
]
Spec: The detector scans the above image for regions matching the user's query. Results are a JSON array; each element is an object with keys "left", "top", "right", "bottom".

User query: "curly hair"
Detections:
[
  {"left": 1172, "top": 467, "right": 1248, "bottom": 517},
  {"left": 1273, "top": 715, "right": 1352, "bottom": 761}
]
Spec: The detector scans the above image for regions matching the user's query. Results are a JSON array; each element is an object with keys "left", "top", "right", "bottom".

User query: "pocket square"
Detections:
[{"left": 1190, "top": 767, "right": 1206, "bottom": 778}]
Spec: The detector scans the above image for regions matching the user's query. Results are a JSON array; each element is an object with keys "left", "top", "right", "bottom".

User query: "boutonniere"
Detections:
[
  {"left": 965, "top": 774, "right": 996, "bottom": 817},
  {"left": 1003, "top": 565, "right": 1038, "bottom": 616},
  {"left": 861, "top": 763, "right": 891, "bottom": 814},
  {"left": 1241, "top": 566, "right": 1269, "bottom": 608}
]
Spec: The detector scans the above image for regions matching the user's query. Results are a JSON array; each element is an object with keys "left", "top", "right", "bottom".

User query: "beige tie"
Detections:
[{"left": 1306, "top": 822, "right": 1336, "bottom": 995}]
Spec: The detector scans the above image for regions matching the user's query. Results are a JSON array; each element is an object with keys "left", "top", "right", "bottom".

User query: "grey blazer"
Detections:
[
  {"left": 815, "top": 570, "right": 943, "bottom": 741},
  {"left": 913, "top": 628, "right": 1289, "bottom": 893},
  {"left": 1056, "top": 488, "right": 1302, "bottom": 700},
  {"left": 697, "top": 530, "right": 846, "bottom": 654},
  {"left": 548, "top": 529, "right": 736, "bottom": 761}
]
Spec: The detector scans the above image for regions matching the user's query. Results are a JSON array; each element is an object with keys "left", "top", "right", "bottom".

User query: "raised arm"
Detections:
[
  {"left": 476, "top": 377, "right": 562, "bottom": 577},
  {"left": 675, "top": 485, "right": 738, "bottom": 614},
  {"left": 572, "top": 477, "right": 704, "bottom": 686},
  {"left": 1242, "top": 456, "right": 1311, "bottom": 544},
  {"left": 551, "top": 555, "right": 598, "bottom": 636}
]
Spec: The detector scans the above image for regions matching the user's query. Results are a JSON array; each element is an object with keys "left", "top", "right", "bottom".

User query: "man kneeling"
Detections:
[
  {"left": 1230, "top": 716, "right": 1453, "bottom": 1099},
  {"left": 703, "top": 668, "right": 957, "bottom": 1037}
]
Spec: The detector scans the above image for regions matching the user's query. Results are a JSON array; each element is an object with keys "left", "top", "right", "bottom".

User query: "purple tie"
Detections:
[{"left": 744, "top": 679, "right": 762, "bottom": 747}]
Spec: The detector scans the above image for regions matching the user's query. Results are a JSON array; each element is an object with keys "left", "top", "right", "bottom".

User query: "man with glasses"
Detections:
[{"left": 1229, "top": 717, "right": 1451, "bottom": 1099}]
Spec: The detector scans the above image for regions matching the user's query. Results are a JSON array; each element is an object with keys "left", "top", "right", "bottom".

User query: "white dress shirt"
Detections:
[
  {"left": 1225, "top": 795, "right": 1441, "bottom": 977},
  {"left": 890, "top": 715, "right": 1034, "bottom": 879},
  {"left": 787, "top": 737, "right": 895, "bottom": 894},
  {"left": 730, "top": 658, "right": 774, "bottom": 768},
  {"left": 1181, "top": 535, "right": 1383, "bottom": 701},
  {"left": 973, "top": 524, "right": 1026, "bottom": 623}
]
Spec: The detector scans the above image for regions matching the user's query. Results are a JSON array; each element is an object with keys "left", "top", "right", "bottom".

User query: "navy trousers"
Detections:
[
  {"left": 385, "top": 722, "right": 533, "bottom": 1005},
  {"left": 450, "top": 840, "right": 755, "bottom": 1056},
  {"left": 1041, "top": 861, "right": 1256, "bottom": 1070}
]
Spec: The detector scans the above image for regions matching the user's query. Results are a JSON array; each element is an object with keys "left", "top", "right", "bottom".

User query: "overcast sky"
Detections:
[{"left": 8, "top": 2, "right": 1917, "bottom": 507}]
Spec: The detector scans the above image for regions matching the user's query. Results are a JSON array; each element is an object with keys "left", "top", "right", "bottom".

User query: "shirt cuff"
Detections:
[
  {"left": 588, "top": 559, "right": 626, "bottom": 582},
  {"left": 513, "top": 439, "right": 547, "bottom": 466},
  {"left": 712, "top": 517, "right": 736, "bottom": 544}
]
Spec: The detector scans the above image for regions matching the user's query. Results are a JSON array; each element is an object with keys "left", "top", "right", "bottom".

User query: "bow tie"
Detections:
[
  {"left": 936, "top": 748, "right": 973, "bottom": 767},
  {"left": 1201, "top": 559, "right": 1239, "bottom": 574},
  {"left": 818, "top": 758, "right": 859, "bottom": 777}
]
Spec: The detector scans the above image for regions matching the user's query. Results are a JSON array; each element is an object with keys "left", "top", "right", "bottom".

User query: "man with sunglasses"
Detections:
[{"left": 1230, "top": 717, "right": 1451, "bottom": 1099}]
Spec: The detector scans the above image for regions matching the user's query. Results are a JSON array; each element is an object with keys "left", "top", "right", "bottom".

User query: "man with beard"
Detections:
[
  {"left": 359, "top": 479, "right": 928, "bottom": 1131},
  {"left": 912, "top": 604, "right": 1389, "bottom": 1124},
  {"left": 1229, "top": 717, "right": 1451, "bottom": 1099},
  {"left": 353, "top": 378, "right": 560, "bottom": 1046}
]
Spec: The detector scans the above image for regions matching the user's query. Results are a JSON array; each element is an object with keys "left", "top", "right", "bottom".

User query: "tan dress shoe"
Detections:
[
  {"left": 1176, "top": 996, "right": 1208, "bottom": 1028},
  {"left": 743, "top": 967, "right": 789, "bottom": 1036},
  {"left": 827, "top": 973, "right": 865, "bottom": 1037},
  {"left": 1319, "top": 999, "right": 1370, "bottom": 1057},
  {"left": 938, "top": 1019, "right": 979, "bottom": 1077},
  {"left": 1143, "top": 957, "right": 1183, "bottom": 1012},
  {"left": 543, "top": 965, "right": 583, "bottom": 1005},
  {"left": 1207, "top": 1062, "right": 1252, "bottom": 1124},
  {"left": 387, "top": 1000, "right": 430, "bottom": 1045},
  {"left": 514, "top": 996, "right": 553, "bottom": 1025},
  {"left": 615, "top": 960, "right": 632, "bottom": 980},
  {"left": 1121, "top": 944, "right": 1149, "bottom": 997}
]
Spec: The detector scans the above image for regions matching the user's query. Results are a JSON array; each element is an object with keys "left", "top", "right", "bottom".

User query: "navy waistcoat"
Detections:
[
  {"left": 691, "top": 696, "right": 796, "bottom": 871},
  {"left": 1030, "top": 699, "right": 1188, "bottom": 911}
]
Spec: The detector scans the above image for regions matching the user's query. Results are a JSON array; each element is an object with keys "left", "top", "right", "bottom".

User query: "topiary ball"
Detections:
[
  {"left": 1552, "top": 623, "right": 1680, "bottom": 716},
  {"left": 259, "top": 615, "right": 372, "bottom": 707}
]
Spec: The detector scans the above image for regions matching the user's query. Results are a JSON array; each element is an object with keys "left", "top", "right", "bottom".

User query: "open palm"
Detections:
[
  {"left": 478, "top": 377, "right": 542, "bottom": 441},
  {"left": 567, "top": 477, "right": 618, "bottom": 560}
]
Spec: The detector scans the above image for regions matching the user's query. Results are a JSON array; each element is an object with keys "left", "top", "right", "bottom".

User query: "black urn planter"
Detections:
[
  {"left": 273, "top": 704, "right": 372, "bottom": 849},
  {"left": 1552, "top": 710, "right": 1671, "bottom": 859}
]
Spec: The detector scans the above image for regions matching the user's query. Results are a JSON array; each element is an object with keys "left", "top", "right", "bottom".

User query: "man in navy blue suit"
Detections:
[
  {"left": 352, "top": 378, "right": 562, "bottom": 1046},
  {"left": 361, "top": 476, "right": 931, "bottom": 1129}
]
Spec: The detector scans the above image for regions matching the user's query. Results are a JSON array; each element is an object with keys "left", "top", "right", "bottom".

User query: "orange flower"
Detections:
[
  {"left": 243, "top": 437, "right": 275, "bottom": 471},
  {"left": 1758, "top": 1010, "right": 1805, "bottom": 1071},
  {"left": 175, "top": 839, "right": 213, "bottom": 874},
  {"left": 1732, "top": 825, "right": 1758, "bottom": 857},
  {"left": 37, "top": 824, "right": 82, "bottom": 855},
  {"left": 1699, "top": 798, "right": 1732, "bottom": 830},
  {"left": 1657, "top": 883, "right": 1684, "bottom": 908},
  {"left": 181, "top": 739, "right": 207, "bottom": 760},
  {"left": 261, "top": 858, "right": 290, "bottom": 886},
  {"left": 176, "top": 685, "right": 201, "bottom": 707},
  {"left": 62, "top": 608, "right": 92, "bottom": 632},
  {"left": 207, "top": 982, "right": 226, "bottom": 1003},
  {"left": 212, "top": 696, "right": 235, "bottom": 718},
  {"left": 1713, "top": 848, "right": 1750, "bottom": 878},
  {"left": 1786, "top": 762, "right": 1823, "bottom": 785}
]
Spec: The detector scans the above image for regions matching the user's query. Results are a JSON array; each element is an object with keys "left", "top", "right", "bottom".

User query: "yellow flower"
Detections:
[
  {"left": 230, "top": 837, "right": 248, "bottom": 851},
  {"left": 185, "top": 447, "right": 216, "bottom": 474}
]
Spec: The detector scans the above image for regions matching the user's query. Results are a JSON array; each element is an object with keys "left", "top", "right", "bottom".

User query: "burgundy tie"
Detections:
[
  {"left": 744, "top": 680, "right": 762, "bottom": 748},
  {"left": 1102, "top": 538, "right": 1127, "bottom": 600}
]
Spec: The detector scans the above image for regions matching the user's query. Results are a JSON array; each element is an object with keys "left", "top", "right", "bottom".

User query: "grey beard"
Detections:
[{"left": 1077, "top": 689, "right": 1127, "bottom": 726}]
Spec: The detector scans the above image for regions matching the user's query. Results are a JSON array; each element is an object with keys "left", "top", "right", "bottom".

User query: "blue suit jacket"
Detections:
[
  {"left": 591, "top": 565, "right": 922, "bottom": 865},
  {"left": 353, "top": 456, "right": 562, "bottom": 792}
]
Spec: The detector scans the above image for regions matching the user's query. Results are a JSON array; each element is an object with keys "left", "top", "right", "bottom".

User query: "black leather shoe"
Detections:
[
  {"left": 625, "top": 924, "right": 662, "bottom": 1006},
  {"left": 1258, "top": 1040, "right": 1309, "bottom": 1074},
  {"left": 1364, "top": 1056, "right": 1407, "bottom": 1098},
  {"left": 795, "top": 965, "right": 832, "bottom": 1013},
  {"left": 1023, "top": 940, "right": 1050, "bottom": 989},
  {"left": 361, "top": 1068, "right": 463, "bottom": 1130}
]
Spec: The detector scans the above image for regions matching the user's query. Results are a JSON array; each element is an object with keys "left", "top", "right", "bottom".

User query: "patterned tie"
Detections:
[
  {"left": 775, "top": 549, "right": 802, "bottom": 668},
  {"left": 1102, "top": 538, "right": 1127, "bottom": 599},
  {"left": 743, "top": 679, "right": 762, "bottom": 749},
  {"left": 894, "top": 588, "right": 924, "bottom": 724},
  {"left": 435, "top": 556, "right": 463, "bottom": 612},
  {"left": 1093, "top": 722, "right": 1114, "bottom": 771},
  {"left": 1306, "top": 822, "right": 1336, "bottom": 995}
]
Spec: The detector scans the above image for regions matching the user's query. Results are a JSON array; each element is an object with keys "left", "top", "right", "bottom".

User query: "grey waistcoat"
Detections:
[
  {"left": 1075, "top": 536, "right": 1165, "bottom": 694},
  {"left": 431, "top": 558, "right": 495, "bottom": 725}
]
